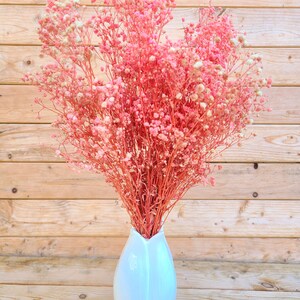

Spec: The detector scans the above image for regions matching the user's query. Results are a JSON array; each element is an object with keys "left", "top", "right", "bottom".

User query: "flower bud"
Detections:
[
  {"left": 193, "top": 61, "right": 203, "bottom": 69},
  {"left": 200, "top": 102, "right": 207, "bottom": 109},
  {"left": 176, "top": 93, "right": 183, "bottom": 100}
]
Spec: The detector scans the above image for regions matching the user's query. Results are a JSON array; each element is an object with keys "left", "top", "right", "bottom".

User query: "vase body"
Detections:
[{"left": 113, "top": 227, "right": 177, "bottom": 300}]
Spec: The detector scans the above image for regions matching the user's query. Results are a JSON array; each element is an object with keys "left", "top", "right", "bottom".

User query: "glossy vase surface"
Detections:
[{"left": 113, "top": 227, "right": 177, "bottom": 300}]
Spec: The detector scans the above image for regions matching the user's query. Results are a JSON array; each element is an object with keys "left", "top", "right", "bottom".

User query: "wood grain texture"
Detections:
[
  {"left": 0, "top": 286, "right": 299, "bottom": 300},
  {"left": 0, "top": 286, "right": 114, "bottom": 300},
  {"left": 1, "top": 85, "right": 300, "bottom": 124},
  {"left": 1, "top": 124, "right": 299, "bottom": 162},
  {"left": 1, "top": 162, "right": 299, "bottom": 199},
  {"left": 0, "top": 199, "right": 300, "bottom": 237},
  {"left": 1, "top": 6, "right": 300, "bottom": 46},
  {"left": 0, "top": 46, "right": 299, "bottom": 85},
  {"left": 0, "top": 256, "right": 299, "bottom": 291},
  {"left": 1, "top": 236, "right": 300, "bottom": 263},
  {"left": 0, "top": 0, "right": 299, "bottom": 7}
]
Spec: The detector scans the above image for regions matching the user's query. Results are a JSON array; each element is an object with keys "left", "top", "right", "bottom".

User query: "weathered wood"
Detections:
[
  {"left": 0, "top": 0, "right": 299, "bottom": 7},
  {"left": 0, "top": 286, "right": 299, "bottom": 300},
  {"left": 1, "top": 124, "right": 299, "bottom": 162},
  {"left": 1, "top": 6, "right": 300, "bottom": 46},
  {"left": 0, "top": 256, "right": 299, "bottom": 291},
  {"left": 177, "top": 290, "right": 300, "bottom": 299},
  {"left": 0, "top": 85, "right": 53, "bottom": 123},
  {"left": 228, "top": 8, "right": 300, "bottom": 47},
  {"left": 0, "top": 285, "right": 114, "bottom": 300},
  {"left": 1, "top": 86, "right": 299, "bottom": 124},
  {"left": 0, "top": 6, "right": 196, "bottom": 45},
  {"left": 0, "top": 46, "right": 53, "bottom": 85},
  {"left": 0, "top": 199, "right": 300, "bottom": 237},
  {"left": 0, "top": 46, "right": 299, "bottom": 85},
  {"left": 1, "top": 236, "right": 300, "bottom": 263},
  {"left": 1, "top": 163, "right": 299, "bottom": 199},
  {"left": 258, "top": 87, "right": 300, "bottom": 124}
]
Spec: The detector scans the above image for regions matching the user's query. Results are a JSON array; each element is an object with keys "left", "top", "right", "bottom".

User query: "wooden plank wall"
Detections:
[{"left": 0, "top": 0, "right": 300, "bottom": 299}]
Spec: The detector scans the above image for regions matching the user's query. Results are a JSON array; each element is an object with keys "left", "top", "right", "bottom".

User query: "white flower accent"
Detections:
[
  {"left": 200, "top": 102, "right": 207, "bottom": 109},
  {"left": 75, "top": 20, "right": 84, "bottom": 28},
  {"left": 251, "top": 53, "right": 262, "bottom": 60},
  {"left": 149, "top": 55, "right": 156, "bottom": 62},
  {"left": 176, "top": 93, "right": 183, "bottom": 100},
  {"left": 168, "top": 47, "right": 177, "bottom": 53},
  {"left": 124, "top": 152, "right": 132, "bottom": 162},
  {"left": 246, "top": 59, "right": 254, "bottom": 65},
  {"left": 190, "top": 93, "right": 198, "bottom": 101},
  {"left": 197, "top": 84, "right": 205, "bottom": 93},
  {"left": 193, "top": 61, "right": 203, "bottom": 69},
  {"left": 230, "top": 38, "right": 239, "bottom": 47}
]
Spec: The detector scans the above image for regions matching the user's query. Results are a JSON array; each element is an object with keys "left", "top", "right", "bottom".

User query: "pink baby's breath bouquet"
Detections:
[
  {"left": 25, "top": 0, "right": 271, "bottom": 238},
  {"left": 25, "top": 1, "right": 271, "bottom": 296}
]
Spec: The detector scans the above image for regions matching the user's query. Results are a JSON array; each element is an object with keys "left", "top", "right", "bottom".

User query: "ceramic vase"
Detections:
[{"left": 113, "top": 227, "right": 177, "bottom": 300}]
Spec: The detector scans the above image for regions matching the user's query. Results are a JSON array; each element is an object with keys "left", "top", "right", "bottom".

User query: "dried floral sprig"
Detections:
[{"left": 24, "top": 0, "right": 271, "bottom": 238}]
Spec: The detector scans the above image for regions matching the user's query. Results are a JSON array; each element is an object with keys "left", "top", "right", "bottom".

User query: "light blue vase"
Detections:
[{"left": 113, "top": 227, "right": 177, "bottom": 300}]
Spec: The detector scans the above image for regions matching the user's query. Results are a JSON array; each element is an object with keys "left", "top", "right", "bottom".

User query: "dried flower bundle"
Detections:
[{"left": 25, "top": 0, "right": 271, "bottom": 238}]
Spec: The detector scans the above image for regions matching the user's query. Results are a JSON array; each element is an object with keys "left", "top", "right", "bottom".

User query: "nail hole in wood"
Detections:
[
  {"left": 261, "top": 282, "right": 275, "bottom": 289},
  {"left": 7, "top": 153, "right": 12, "bottom": 159},
  {"left": 79, "top": 294, "right": 87, "bottom": 299},
  {"left": 26, "top": 60, "right": 32, "bottom": 65},
  {"left": 252, "top": 192, "right": 258, "bottom": 198},
  {"left": 12, "top": 187, "right": 18, "bottom": 194},
  {"left": 253, "top": 163, "right": 258, "bottom": 169}
]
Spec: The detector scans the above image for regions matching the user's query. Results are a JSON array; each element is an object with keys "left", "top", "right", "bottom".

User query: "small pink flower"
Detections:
[
  {"left": 149, "top": 55, "right": 156, "bottom": 62},
  {"left": 193, "top": 61, "right": 203, "bottom": 69},
  {"left": 158, "top": 133, "right": 168, "bottom": 141},
  {"left": 124, "top": 152, "right": 132, "bottom": 161},
  {"left": 176, "top": 93, "right": 183, "bottom": 100}
]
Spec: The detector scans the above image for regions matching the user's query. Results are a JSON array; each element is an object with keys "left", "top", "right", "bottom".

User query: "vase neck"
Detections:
[{"left": 130, "top": 227, "right": 165, "bottom": 244}]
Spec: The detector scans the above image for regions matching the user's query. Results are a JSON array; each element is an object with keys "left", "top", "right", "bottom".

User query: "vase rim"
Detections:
[{"left": 130, "top": 226, "right": 165, "bottom": 242}]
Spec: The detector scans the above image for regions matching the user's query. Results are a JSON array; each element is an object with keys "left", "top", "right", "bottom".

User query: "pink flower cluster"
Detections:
[{"left": 25, "top": 0, "right": 271, "bottom": 238}]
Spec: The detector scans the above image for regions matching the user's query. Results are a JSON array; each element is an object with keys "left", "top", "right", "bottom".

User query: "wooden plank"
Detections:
[
  {"left": 0, "top": 256, "right": 299, "bottom": 291},
  {"left": 0, "top": 286, "right": 114, "bottom": 300},
  {"left": 1, "top": 46, "right": 298, "bottom": 85},
  {"left": 0, "top": 286, "right": 299, "bottom": 300},
  {"left": 0, "top": 46, "right": 53, "bottom": 85},
  {"left": 1, "top": 236, "right": 300, "bottom": 263},
  {"left": 1, "top": 124, "right": 299, "bottom": 162},
  {"left": 1, "top": 6, "right": 300, "bottom": 46},
  {"left": 0, "top": 85, "right": 54, "bottom": 124},
  {"left": 0, "top": 163, "right": 299, "bottom": 199},
  {"left": 0, "top": 199, "right": 300, "bottom": 237},
  {"left": 228, "top": 8, "right": 300, "bottom": 47},
  {"left": 1, "top": 86, "right": 299, "bottom": 124},
  {"left": 258, "top": 87, "right": 300, "bottom": 124},
  {"left": 0, "top": 0, "right": 299, "bottom": 8},
  {"left": 177, "top": 290, "right": 300, "bottom": 299}
]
